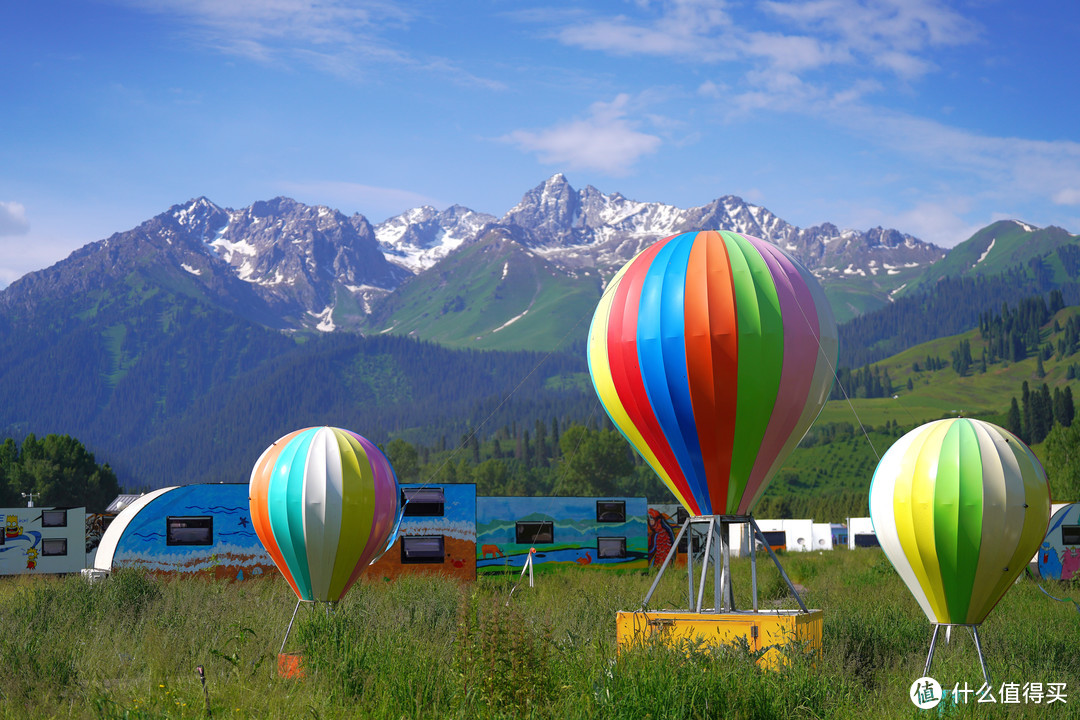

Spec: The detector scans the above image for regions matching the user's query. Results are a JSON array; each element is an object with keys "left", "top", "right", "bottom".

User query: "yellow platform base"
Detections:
[{"left": 616, "top": 609, "right": 823, "bottom": 669}]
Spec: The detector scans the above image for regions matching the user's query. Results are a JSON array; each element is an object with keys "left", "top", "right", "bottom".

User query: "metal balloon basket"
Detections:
[{"left": 617, "top": 514, "right": 822, "bottom": 668}]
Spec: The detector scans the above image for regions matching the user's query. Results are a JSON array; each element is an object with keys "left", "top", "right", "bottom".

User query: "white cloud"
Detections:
[
  {"left": 553, "top": 0, "right": 733, "bottom": 58},
  {"left": 762, "top": 0, "right": 978, "bottom": 79},
  {"left": 737, "top": 31, "right": 850, "bottom": 72},
  {"left": 500, "top": 94, "right": 662, "bottom": 175},
  {"left": 119, "top": 0, "right": 504, "bottom": 87},
  {"left": 543, "top": 0, "right": 977, "bottom": 82},
  {"left": 0, "top": 201, "right": 30, "bottom": 236},
  {"left": 125, "top": 0, "right": 411, "bottom": 54},
  {"left": 849, "top": 200, "right": 983, "bottom": 248},
  {"left": 1053, "top": 189, "right": 1080, "bottom": 206},
  {"left": 277, "top": 181, "right": 446, "bottom": 221}
]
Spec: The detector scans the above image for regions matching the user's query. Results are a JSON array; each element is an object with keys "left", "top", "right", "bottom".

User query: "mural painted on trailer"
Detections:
[
  {"left": 369, "top": 483, "right": 477, "bottom": 581},
  {"left": 1039, "top": 503, "right": 1080, "bottom": 580},
  {"left": 476, "top": 497, "right": 647, "bottom": 574},
  {"left": 2, "top": 507, "right": 88, "bottom": 576},
  {"left": 104, "top": 485, "right": 275, "bottom": 580}
]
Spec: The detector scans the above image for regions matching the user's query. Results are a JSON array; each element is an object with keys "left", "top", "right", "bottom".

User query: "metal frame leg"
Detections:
[
  {"left": 280, "top": 599, "right": 303, "bottom": 655},
  {"left": 686, "top": 520, "right": 695, "bottom": 609},
  {"left": 696, "top": 517, "right": 716, "bottom": 612},
  {"left": 641, "top": 518, "right": 691, "bottom": 610},
  {"left": 749, "top": 516, "right": 808, "bottom": 613},
  {"left": 713, "top": 522, "right": 722, "bottom": 611},
  {"left": 971, "top": 625, "right": 992, "bottom": 689},
  {"left": 924, "top": 624, "right": 940, "bottom": 677},
  {"left": 720, "top": 521, "right": 734, "bottom": 611},
  {"left": 749, "top": 522, "right": 758, "bottom": 612}
]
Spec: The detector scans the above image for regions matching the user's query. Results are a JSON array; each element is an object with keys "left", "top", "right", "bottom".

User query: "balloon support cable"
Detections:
[
  {"left": 924, "top": 623, "right": 992, "bottom": 689},
  {"left": 641, "top": 515, "right": 809, "bottom": 615}
]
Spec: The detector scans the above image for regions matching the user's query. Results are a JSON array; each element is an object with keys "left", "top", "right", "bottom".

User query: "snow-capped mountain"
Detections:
[
  {"left": 374, "top": 205, "right": 497, "bottom": 273},
  {"left": 490, "top": 174, "right": 943, "bottom": 278},
  {"left": 0, "top": 196, "right": 407, "bottom": 332},
  {"left": 0, "top": 174, "right": 948, "bottom": 338}
]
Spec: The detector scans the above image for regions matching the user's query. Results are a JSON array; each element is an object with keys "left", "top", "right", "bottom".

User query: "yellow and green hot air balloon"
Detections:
[{"left": 869, "top": 418, "right": 1050, "bottom": 681}]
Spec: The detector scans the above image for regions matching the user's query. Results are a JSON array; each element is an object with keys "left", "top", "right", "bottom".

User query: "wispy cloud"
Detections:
[
  {"left": 500, "top": 94, "right": 662, "bottom": 175},
  {"left": 118, "top": 0, "right": 504, "bottom": 87},
  {"left": 846, "top": 198, "right": 983, "bottom": 248},
  {"left": 552, "top": 0, "right": 733, "bottom": 59},
  {"left": 0, "top": 201, "right": 30, "bottom": 236},
  {"left": 762, "top": 0, "right": 979, "bottom": 78},
  {"left": 277, "top": 180, "right": 447, "bottom": 220},
  {"left": 538, "top": 0, "right": 977, "bottom": 81},
  {"left": 124, "top": 0, "right": 411, "bottom": 57}
]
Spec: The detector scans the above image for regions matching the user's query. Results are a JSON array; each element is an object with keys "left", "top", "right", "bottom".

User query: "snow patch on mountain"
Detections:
[{"left": 974, "top": 238, "right": 996, "bottom": 267}]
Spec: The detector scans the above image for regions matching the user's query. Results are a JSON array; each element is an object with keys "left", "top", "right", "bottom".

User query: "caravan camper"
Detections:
[{"left": 1, "top": 506, "right": 87, "bottom": 576}]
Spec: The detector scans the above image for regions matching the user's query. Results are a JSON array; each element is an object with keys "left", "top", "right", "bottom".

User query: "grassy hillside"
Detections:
[
  {"left": 903, "top": 221, "right": 1080, "bottom": 296},
  {"left": 820, "top": 306, "right": 1080, "bottom": 428},
  {"left": 820, "top": 264, "right": 922, "bottom": 324},
  {"left": 764, "top": 306, "right": 1080, "bottom": 511},
  {"left": 367, "top": 236, "right": 600, "bottom": 352}
]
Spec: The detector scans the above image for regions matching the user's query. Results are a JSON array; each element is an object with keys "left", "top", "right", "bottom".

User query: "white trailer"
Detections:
[
  {"left": 1, "top": 507, "right": 87, "bottom": 575},
  {"left": 847, "top": 517, "right": 878, "bottom": 549}
]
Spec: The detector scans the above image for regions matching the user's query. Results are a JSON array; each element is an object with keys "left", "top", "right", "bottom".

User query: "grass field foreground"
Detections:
[{"left": 1, "top": 550, "right": 1078, "bottom": 719}]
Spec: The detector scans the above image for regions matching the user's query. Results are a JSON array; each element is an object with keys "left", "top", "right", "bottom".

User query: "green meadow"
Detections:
[{"left": 2, "top": 550, "right": 1078, "bottom": 719}]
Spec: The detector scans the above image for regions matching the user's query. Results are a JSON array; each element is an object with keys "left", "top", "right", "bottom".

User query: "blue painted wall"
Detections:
[
  {"left": 111, "top": 484, "right": 273, "bottom": 579},
  {"left": 476, "top": 496, "right": 647, "bottom": 574}
]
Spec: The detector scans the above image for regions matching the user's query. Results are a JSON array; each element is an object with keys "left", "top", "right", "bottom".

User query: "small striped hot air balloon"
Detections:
[
  {"left": 869, "top": 418, "right": 1050, "bottom": 626},
  {"left": 249, "top": 427, "right": 400, "bottom": 603},
  {"left": 588, "top": 230, "right": 837, "bottom": 517}
]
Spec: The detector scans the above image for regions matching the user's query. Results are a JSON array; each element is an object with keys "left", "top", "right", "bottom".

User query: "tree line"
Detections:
[
  {"left": 839, "top": 258, "right": 1080, "bottom": 368},
  {"left": 0, "top": 434, "right": 120, "bottom": 512}
]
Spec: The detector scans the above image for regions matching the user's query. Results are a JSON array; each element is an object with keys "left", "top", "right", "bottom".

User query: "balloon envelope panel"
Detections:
[
  {"left": 587, "top": 230, "right": 837, "bottom": 517},
  {"left": 869, "top": 418, "right": 1050, "bottom": 625},
  {"left": 249, "top": 427, "right": 400, "bottom": 602}
]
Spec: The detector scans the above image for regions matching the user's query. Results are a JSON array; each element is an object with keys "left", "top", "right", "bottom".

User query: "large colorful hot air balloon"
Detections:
[
  {"left": 588, "top": 230, "right": 837, "bottom": 517},
  {"left": 249, "top": 426, "right": 400, "bottom": 603},
  {"left": 869, "top": 418, "right": 1050, "bottom": 626}
]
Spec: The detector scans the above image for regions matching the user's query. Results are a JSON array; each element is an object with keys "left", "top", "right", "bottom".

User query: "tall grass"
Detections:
[{"left": 0, "top": 550, "right": 1077, "bottom": 719}]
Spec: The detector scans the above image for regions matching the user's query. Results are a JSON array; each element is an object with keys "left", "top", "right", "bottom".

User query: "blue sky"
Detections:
[{"left": 2, "top": 0, "right": 1079, "bottom": 285}]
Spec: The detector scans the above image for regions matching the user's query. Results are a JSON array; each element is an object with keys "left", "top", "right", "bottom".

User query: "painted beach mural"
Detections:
[
  {"left": 93, "top": 485, "right": 275, "bottom": 580},
  {"left": 476, "top": 496, "right": 647, "bottom": 575},
  {"left": 94, "top": 483, "right": 478, "bottom": 582},
  {"left": 369, "top": 483, "right": 477, "bottom": 581}
]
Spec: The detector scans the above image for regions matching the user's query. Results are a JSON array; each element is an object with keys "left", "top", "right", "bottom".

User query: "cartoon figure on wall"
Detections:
[
  {"left": 1062, "top": 547, "right": 1080, "bottom": 580},
  {"left": 1040, "top": 541, "right": 1063, "bottom": 579},
  {"left": 25, "top": 547, "right": 38, "bottom": 571},
  {"left": 647, "top": 508, "right": 676, "bottom": 569},
  {"left": 1036, "top": 503, "right": 1080, "bottom": 580},
  {"left": 6, "top": 515, "right": 22, "bottom": 539}
]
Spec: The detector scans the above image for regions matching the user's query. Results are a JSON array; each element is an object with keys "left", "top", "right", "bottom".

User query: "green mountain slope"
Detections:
[
  {"left": 0, "top": 266, "right": 597, "bottom": 489},
  {"left": 821, "top": 264, "right": 923, "bottom": 324},
  {"left": 367, "top": 233, "right": 602, "bottom": 351},
  {"left": 764, "top": 303, "right": 1080, "bottom": 514},
  {"left": 903, "top": 220, "right": 1080, "bottom": 295}
]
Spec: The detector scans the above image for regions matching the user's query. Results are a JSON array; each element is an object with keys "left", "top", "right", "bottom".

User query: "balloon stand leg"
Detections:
[
  {"left": 924, "top": 624, "right": 941, "bottom": 677},
  {"left": 280, "top": 599, "right": 304, "bottom": 655},
  {"left": 748, "top": 516, "right": 809, "bottom": 613},
  {"left": 972, "top": 626, "right": 992, "bottom": 689},
  {"left": 278, "top": 599, "right": 317, "bottom": 680},
  {"left": 625, "top": 515, "right": 821, "bottom": 669},
  {"left": 641, "top": 515, "right": 808, "bottom": 614},
  {"left": 923, "top": 624, "right": 991, "bottom": 689}
]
